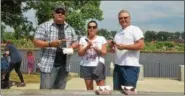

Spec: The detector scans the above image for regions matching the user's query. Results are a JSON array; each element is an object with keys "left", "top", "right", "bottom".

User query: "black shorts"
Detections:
[{"left": 80, "top": 65, "right": 105, "bottom": 81}]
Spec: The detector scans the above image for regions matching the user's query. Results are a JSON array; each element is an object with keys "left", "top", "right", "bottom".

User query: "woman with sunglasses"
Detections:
[{"left": 78, "top": 20, "right": 107, "bottom": 90}]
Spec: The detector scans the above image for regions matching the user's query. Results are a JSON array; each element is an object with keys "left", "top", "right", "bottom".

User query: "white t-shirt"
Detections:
[
  {"left": 79, "top": 36, "right": 107, "bottom": 66},
  {"left": 113, "top": 25, "right": 144, "bottom": 67}
]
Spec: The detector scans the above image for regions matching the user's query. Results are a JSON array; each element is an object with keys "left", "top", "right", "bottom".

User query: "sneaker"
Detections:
[
  {"left": 122, "top": 86, "right": 137, "bottom": 95},
  {"left": 1, "top": 81, "right": 10, "bottom": 89},
  {"left": 17, "top": 82, "right": 26, "bottom": 87},
  {"left": 123, "top": 88, "right": 131, "bottom": 95},
  {"left": 130, "top": 89, "right": 137, "bottom": 94}
]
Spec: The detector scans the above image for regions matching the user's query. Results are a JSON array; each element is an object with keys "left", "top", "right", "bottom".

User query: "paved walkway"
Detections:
[
  {"left": 1, "top": 76, "right": 184, "bottom": 95},
  {"left": 1, "top": 90, "right": 184, "bottom": 96},
  {"left": 7, "top": 77, "right": 184, "bottom": 92}
]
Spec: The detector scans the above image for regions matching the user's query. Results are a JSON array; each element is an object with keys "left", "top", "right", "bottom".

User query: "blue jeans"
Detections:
[
  {"left": 113, "top": 64, "right": 140, "bottom": 90},
  {"left": 40, "top": 64, "right": 69, "bottom": 89}
]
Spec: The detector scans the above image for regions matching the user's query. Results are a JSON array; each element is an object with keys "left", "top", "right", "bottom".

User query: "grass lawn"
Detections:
[
  {"left": 9, "top": 71, "right": 75, "bottom": 83},
  {"left": 9, "top": 71, "right": 40, "bottom": 83}
]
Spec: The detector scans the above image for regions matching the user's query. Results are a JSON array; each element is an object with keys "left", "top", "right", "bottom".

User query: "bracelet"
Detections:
[{"left": 48, "top": 41, "right": 51, "bottom": 47}]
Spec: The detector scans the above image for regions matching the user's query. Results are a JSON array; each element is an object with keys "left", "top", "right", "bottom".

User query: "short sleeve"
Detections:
[
  {"left": 101, "top": 36, "right": 107, "bottom": 44},
  {"left": 70, "top": 27, "right": 78, "bottom": 41},
  {"left": 133, "top": 26, "right": 144, "bottom": 41},
  {"left": 34, "top": 24, "right": 46, "bottom": 41},
  {"left": 79, "top": 36, "right": 86, "bottom": 46}
]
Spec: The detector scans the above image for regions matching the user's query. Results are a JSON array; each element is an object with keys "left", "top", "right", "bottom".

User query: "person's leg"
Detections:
[
  {"left": 95, "top": 62, "right": 106, "bottom": 86},
  {"left": 80, "top": 65, "right": 95, "bottom": 90},
  {"left": 31, "top": 64, "right": 34, "bottom": 74},
  {"left": 4, "top": 62, "right": 14, "bottom": 82},
  {"left": 1, "top": 69, "right": 6, "bottom": 80},
  {"left": 122, "top": 66, "right": 140, "bottom": 95},
  {"left": 96, "top": 80, "right": 105, "bottom": 86},
  {"left": 40, "top": 71, "right": 54, "bottom": 89},
  {"left": 113, "top": 64, "right": 122, "bottom": 90},
  {"left": 119, "top": 66, "right": 127, "bottom": 87},
  {"left": 124, "top": 66, "right": 140, "bottom": 88},
  {"left": 54, "top": 65, "right": 69, "bottom": 89},
  {"left": 40, "top": 66, "right": 59, "bottom": 89},
  {"left": 14, "top": 61, "right": 25, "bottom": 83},
  {"left": 84, "top": 79, "right": 94, "bottom": 90},
  {"left": 1, "top": 70, "right": 3, "bottom": 80},
  {"left": 28, "top": 67, "right": 31, "bottom": 74},
  {"left": 3, "top": 62, "right": 14, "bottom": 88}
]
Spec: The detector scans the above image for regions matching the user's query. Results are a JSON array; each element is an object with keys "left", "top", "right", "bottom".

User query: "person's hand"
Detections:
[
  {"left": 93, "top": 46, "right": 101, "bottom": 54},
  {"left": 115, "top": 43, "right": 125, "bottom": 50},
  {"left": 86, "top": 40, "right": 92, "bottom": 49},
  {"left": 107, "top": 40, "right": 114, "bottom": 44},
  {"left": 50, "top": 40, "right": 62, "bottom": 47},
  {"left": 50, "top": 39, "right": 69, "bottom": 47},
  {"left": 70, "top": 41, "right": 79, "bottom": 49},
  {"left": 107, "top": 40, "right": 115, "bottom": 48}
]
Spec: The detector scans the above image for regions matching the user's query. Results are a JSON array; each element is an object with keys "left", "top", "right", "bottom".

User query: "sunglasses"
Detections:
[
  {"left": 55, "top": 10, "right": 65, "bottom": 15},
  {"left": 88, "top": 26, "right": 97, "bottom": 29},
  {"left": 119, "top": 16, "right": 130, "bottom": 20}
]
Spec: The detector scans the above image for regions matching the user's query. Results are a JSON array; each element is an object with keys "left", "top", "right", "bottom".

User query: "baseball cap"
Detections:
[{"left": 53, "top": 5, "right": 66, "bottom": 12}]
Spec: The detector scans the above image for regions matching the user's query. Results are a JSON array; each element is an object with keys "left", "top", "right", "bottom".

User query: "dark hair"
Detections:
[
  {"left": 87, "top": 20, "right": 98, "bottom": 36},
  {"left": 87, "top": 20, "right": 98, "bottom": 28},
  {"left": 4, "top": 40, "right": 13, "bottom": 44},
  {"left": 27, "top": 51, "right": 33, "bottom": 55}
]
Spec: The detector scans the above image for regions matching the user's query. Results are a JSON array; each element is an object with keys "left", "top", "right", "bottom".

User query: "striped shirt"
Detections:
[{"left": 34, "top": 19, "right": 78, "bottom": 73}]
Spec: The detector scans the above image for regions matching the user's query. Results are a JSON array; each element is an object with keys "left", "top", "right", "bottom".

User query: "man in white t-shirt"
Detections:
[{"left": 109, "top": 10, "right": 144, "bottom": 94}]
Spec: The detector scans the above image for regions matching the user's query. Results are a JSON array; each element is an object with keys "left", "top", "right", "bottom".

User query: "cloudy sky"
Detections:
[
  {"left": 98, "top": 1, "right": 184, "bottom": 32},
  {"left": 5, "top": 1, "right": 184, "bottom": 32}
]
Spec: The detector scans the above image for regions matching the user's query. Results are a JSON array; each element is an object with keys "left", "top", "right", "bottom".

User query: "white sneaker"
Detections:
[{"left": 122, "top": 86, "right": 137, "bottom": 95}]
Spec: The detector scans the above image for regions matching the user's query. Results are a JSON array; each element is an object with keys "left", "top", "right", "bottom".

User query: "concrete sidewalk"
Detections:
[
  {"left": 1, "top": 90, "right": 183, "bottom": 96},
  {"left": 8, "top": 77, "right": 184, "bottom": 93}
]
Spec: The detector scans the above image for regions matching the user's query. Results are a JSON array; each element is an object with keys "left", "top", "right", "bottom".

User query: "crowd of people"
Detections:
[{"left": 1, "top": 5, "right": 144, "bottom": 95}]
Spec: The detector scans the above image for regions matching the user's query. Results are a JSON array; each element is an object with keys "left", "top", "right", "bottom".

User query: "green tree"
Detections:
[
  {"left": 1, "top": 24, "right": 6, "bottom": 40},
  {"left": 156, "top": 31, "right": 170, "bottom": 41},
  {"left": 14, "top": 26, "right": 23, "bottom": 40},
  {"left": 1, "top": 0, "right": 23, "bottom": 27},
  {"left": 180, "top": 32, "right": 184, "bottom": 40},
  {"left": 174, "top": 32, "right": 181, "bottom": 39},
  {"left": 3, "top": 32, "right": 15, "bottom": 40},
  {"left": 2, "top": 0, "right": 35, "bottom": 40},
  {"left": 110, "top": 31, "right": 117, "bottom": 38},
  {"left": 167, "top": 32, "right": 173, "bottom": 41},
  {"left": 144, "top": 31, "right": 157, "bottom": 42},
  {"left": 21, "top": 22, "right": 35, "bottom": 41},
  {"left": 25, "top": 0, "right": 103, "bottom": 35},
  {"left": 97, "top": 28, "right": 112, "bottom": 40}
]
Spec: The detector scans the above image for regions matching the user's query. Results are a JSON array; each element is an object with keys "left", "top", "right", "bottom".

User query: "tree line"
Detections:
[
  {"left": 1, "top": 0, "right": 184, "bottom": 43},
  {"left": 144, "top": 31, "right": 184, "bottom": 42},
  {"left": 3, "top": 28, "right": 184, "bottom": 43},
  {"left": 98, "top": 30, "right": 184, "bottom": 43}
]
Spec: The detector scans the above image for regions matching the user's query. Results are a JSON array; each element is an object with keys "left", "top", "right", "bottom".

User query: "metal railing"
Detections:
[{"left": 19, "top": 52, "right": 184, "bottom": 79}]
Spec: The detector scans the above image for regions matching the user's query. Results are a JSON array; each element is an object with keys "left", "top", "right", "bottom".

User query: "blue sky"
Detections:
[{"left": 5, "top": 1, "right": 184, "bottom": 32}]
